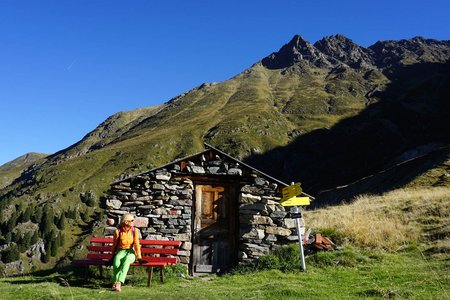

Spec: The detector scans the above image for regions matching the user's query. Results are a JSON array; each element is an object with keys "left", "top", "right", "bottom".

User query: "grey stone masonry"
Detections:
[
  {"left": 104, "top": 149, "right": 305, "bottom": 268},
  {"left": 105, "top": 170, "right": 195, "bottom": 265}
]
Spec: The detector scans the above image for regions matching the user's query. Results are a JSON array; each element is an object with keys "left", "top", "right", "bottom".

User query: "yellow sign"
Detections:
[
  {"left": 281, "top": 196, "right": 310, "bottom": 207},
  {"left": 281, "top": 183, "right": 302, "bottom": 201}
]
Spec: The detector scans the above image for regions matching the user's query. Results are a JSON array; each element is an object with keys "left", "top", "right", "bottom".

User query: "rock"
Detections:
[
  {"left": 134, "top": 217, "right": 149, "bottom": 228},
  {"left": 283, "top": 219, "right": 297, "bottom": 229},
  {"left": 240, "top": 228, "right": 265, "bottom": 240},
  {"left": 254, "top": 177, "right": 269, "bottom": 186},
  {"left": 152, "top": 183, "right": 165, "bottom": 190},
  {"left": 5, "top": 261, "right": 24, "bottom": 275},
  {"left": 239, "top": 215, "right": 272, "bottom": 225},
  {"left": 240, "top": 203, "right": 267, "bottom": 211},
  {"left": 265, "top": 227, "right": 291, "bottom": 236},
  {"left": 175, "top": 233, "right": 190, "bottom": 241},
  {"left": 153, "top": 208, "right": 167, "bottom": 215},
  {"left": 179, "top": 256, "right": 190, "bottom": 264},
  {"left": 206, "top": 166, "right": 221, "bottom": 174},
  {"left": 106, "top": 199, "right": 122, "bottom": 209},
  {"left": 270, "top": 211, "right": 288, "bottom": 218},
  {"left": 187, "top": 165, "right": 205, "bottom": 174},
  {"left": 181, "top": 242, "right": 192, "bottom": 250},
  {"left": 107, "top": 209, "right": 127, "bottom": 215},
  {"left": 227, "top": 168, "right": 242, "bottom": 176},
  {"left": 264, "top": 234, "right": 277, "bottom": 242},
  {"left": 27, "top": 241, "right": 45, "bottom": 260},
  {"left": 156, "top": 172, "right": 171, "bottom": 181},
  {"left": 241, "top": 185, "right": 264, "bottom": 195},
  {"left": 242, "top": 243, "right": 270, "bottom": 256},
  {"left": 239, "top": 193, "right": 261, "bottom": 204}
]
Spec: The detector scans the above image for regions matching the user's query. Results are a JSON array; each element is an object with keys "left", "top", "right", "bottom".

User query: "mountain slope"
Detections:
[
  {"left": 0, "top": 153, "right": 48, "bottom": 190},
  {"left": 0, "top": 34, "right": 449, "bottom": 273}
]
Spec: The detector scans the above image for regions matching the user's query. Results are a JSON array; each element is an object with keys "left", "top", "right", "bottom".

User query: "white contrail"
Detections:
[{"left": 67, "top": 59, "right": 77, "bottom": 70}]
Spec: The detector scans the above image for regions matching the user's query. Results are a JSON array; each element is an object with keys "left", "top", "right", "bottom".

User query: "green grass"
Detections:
[{"left": 0, "top": 248, "right": 448, "bottom": 299}]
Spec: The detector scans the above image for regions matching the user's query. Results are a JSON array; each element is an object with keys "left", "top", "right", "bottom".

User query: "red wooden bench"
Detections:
[{"left": 72, "top": 237, "right": 181, "bottom": 287}]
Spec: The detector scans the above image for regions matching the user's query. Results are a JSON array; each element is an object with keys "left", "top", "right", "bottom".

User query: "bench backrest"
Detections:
[{"left": 87, "top": 237, "right": 181, "bottom": 264}]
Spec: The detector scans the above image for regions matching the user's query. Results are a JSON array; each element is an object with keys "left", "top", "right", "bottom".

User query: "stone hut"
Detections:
[{"left": 104, "top": 144, "right": 310, "bottom": 274}]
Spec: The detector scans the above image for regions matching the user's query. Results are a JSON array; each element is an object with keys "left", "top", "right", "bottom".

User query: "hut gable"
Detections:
[{"left": 104, "top": 144, "right": 305, "bottom": 273}]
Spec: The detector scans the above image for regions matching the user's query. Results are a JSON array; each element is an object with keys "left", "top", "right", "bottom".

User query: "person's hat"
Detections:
[{"left": 121, "top": 214, "right": 135, "bottom": 223}]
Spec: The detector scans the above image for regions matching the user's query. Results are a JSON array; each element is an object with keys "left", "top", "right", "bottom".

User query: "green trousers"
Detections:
[{"left": 112, "top": 249, "right": 136, "bottom": 284}]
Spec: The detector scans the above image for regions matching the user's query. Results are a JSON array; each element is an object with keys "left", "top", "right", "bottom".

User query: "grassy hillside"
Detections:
[
  {"left": 305, "top": 187, "right": 450, "bottom": 254},
  {"left": 0, "top": 187, "right": 448, "bottom": 299},
  {"left": 0, "top": 153, "right": 47, "bottom": 189}
]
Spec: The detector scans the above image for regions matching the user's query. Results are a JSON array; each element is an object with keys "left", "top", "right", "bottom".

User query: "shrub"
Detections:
[
  {"left": 80, "top": 191, "right": 97, "bottom": 207},
  {"left": 1, "top": 245, "right": 20, "bottom": 263},
  {"left": 233, "top": 244, "right": 302, "bottom": 273}
]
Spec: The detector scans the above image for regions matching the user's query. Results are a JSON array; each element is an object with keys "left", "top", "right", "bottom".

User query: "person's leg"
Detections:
[
  {"left": 112, "top": 250, "right": 128, "bottom": 284},
  {"left": 117, "top": 250, "right": 136, "bottom": 285}
]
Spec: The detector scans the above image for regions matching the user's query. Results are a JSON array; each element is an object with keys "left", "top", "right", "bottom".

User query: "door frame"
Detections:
[{"left": 190, "top": 180, "right": 239, "bottom": 274}]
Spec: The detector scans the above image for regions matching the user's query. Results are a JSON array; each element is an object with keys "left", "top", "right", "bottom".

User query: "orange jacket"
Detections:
[{"left": 112, "top": 225, "right": 141, "bottom": 259}]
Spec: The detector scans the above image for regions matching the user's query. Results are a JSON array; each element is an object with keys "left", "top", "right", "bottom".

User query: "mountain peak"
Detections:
[
  {"left": 314, "top": 34, "right": 374, "bottom": 68},
  {"left": 261, "top": 34, "right": 332, "bottom": 69},
  {"left": 286, "top": 34, "right": 310, "bottom": 47}
]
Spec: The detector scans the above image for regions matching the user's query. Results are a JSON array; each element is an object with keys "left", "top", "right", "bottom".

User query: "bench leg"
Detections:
[
  {"left": 98, "top": 266, "right": 103, "bottom": 278},
  {"left": 160, "top": 267, "right": 165, "bottom": 283},
  {"left": 147, "top": 266, "right": 153, "bottom": 288}
]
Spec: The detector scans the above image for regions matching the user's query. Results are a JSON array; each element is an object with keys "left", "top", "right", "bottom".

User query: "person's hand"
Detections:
[{"left": 138, "top": 258, "right": 145, "bottom": 264}]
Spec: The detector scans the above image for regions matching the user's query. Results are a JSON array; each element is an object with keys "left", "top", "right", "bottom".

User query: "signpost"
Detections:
[
  {"left": 281, "top": 182, "right": 309, "bottom": 272},
  {"left": 281, "top": 196, "right": 310, "bottom": 207}
]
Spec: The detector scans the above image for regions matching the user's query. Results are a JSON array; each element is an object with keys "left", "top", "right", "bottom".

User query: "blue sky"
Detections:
[{"left": 0, "top": 0, "right": 449, "bottom": 166}]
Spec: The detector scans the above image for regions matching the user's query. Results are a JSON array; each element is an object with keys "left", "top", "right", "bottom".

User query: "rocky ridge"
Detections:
[{"left": 261, "top": 34, "right": 450, "bottom": 71}]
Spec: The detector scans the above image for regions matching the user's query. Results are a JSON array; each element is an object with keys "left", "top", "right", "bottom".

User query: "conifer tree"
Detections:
[
  {"left": 7, "top": 211, "right": 18, "bottom": 232},
  {"left": 57, "top": 214, "right": 66, "bottom": 230},
  {"left": 33, "top": 206, "right": 43, "bottom": 223},
  {"left": 31, "top": 230, "right": 39, "bottom": 245},
  {"left": 41, "top": 208, "right": 54, "bottom": 236},
  {"left": 21, "top": 205, "right": 34, "bottom": 223},
  {"left": 42, "top": 242, "right": 51, "bottom": 263},
  {"left": 5, "top": 232, "right": 12, "bottom": 243},
  {"left": 50, "top": 236, "right": 59, "bottom": 257}
]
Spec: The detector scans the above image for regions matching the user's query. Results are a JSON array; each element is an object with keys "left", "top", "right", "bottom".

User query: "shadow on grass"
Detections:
[{"left": 2, "top": 265, "right": 113, "bottom": 290}]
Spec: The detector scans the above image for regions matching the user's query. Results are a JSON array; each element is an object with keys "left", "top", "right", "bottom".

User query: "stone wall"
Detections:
[
  {"left": 104, "top": 151, "right": 304, "bottom": 267},
  {"left": 105, "top": 169, "right": 193, "bottom": 264}
]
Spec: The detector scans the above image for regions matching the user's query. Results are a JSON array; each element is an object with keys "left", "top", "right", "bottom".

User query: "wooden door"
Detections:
[{"left": 192, "top": 184, "right": 237, "bottom": 273}]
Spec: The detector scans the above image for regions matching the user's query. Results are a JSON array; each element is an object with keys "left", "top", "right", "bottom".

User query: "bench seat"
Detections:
[{"left": 72, "top": 237, "right": 181, "bottom": 287}]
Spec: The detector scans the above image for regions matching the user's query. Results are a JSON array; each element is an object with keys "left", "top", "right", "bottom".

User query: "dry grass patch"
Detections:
[{"left": 305, "top": 187, "right": 450, "bottom": 251}]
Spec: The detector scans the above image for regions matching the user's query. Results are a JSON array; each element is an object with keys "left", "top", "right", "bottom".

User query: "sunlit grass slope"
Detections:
[
  {"left": 305, "top": 187, "right": 450, "bottom": 253},
  {"left": 0, "top": 187, "right": 448, "bottom": 299}
]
